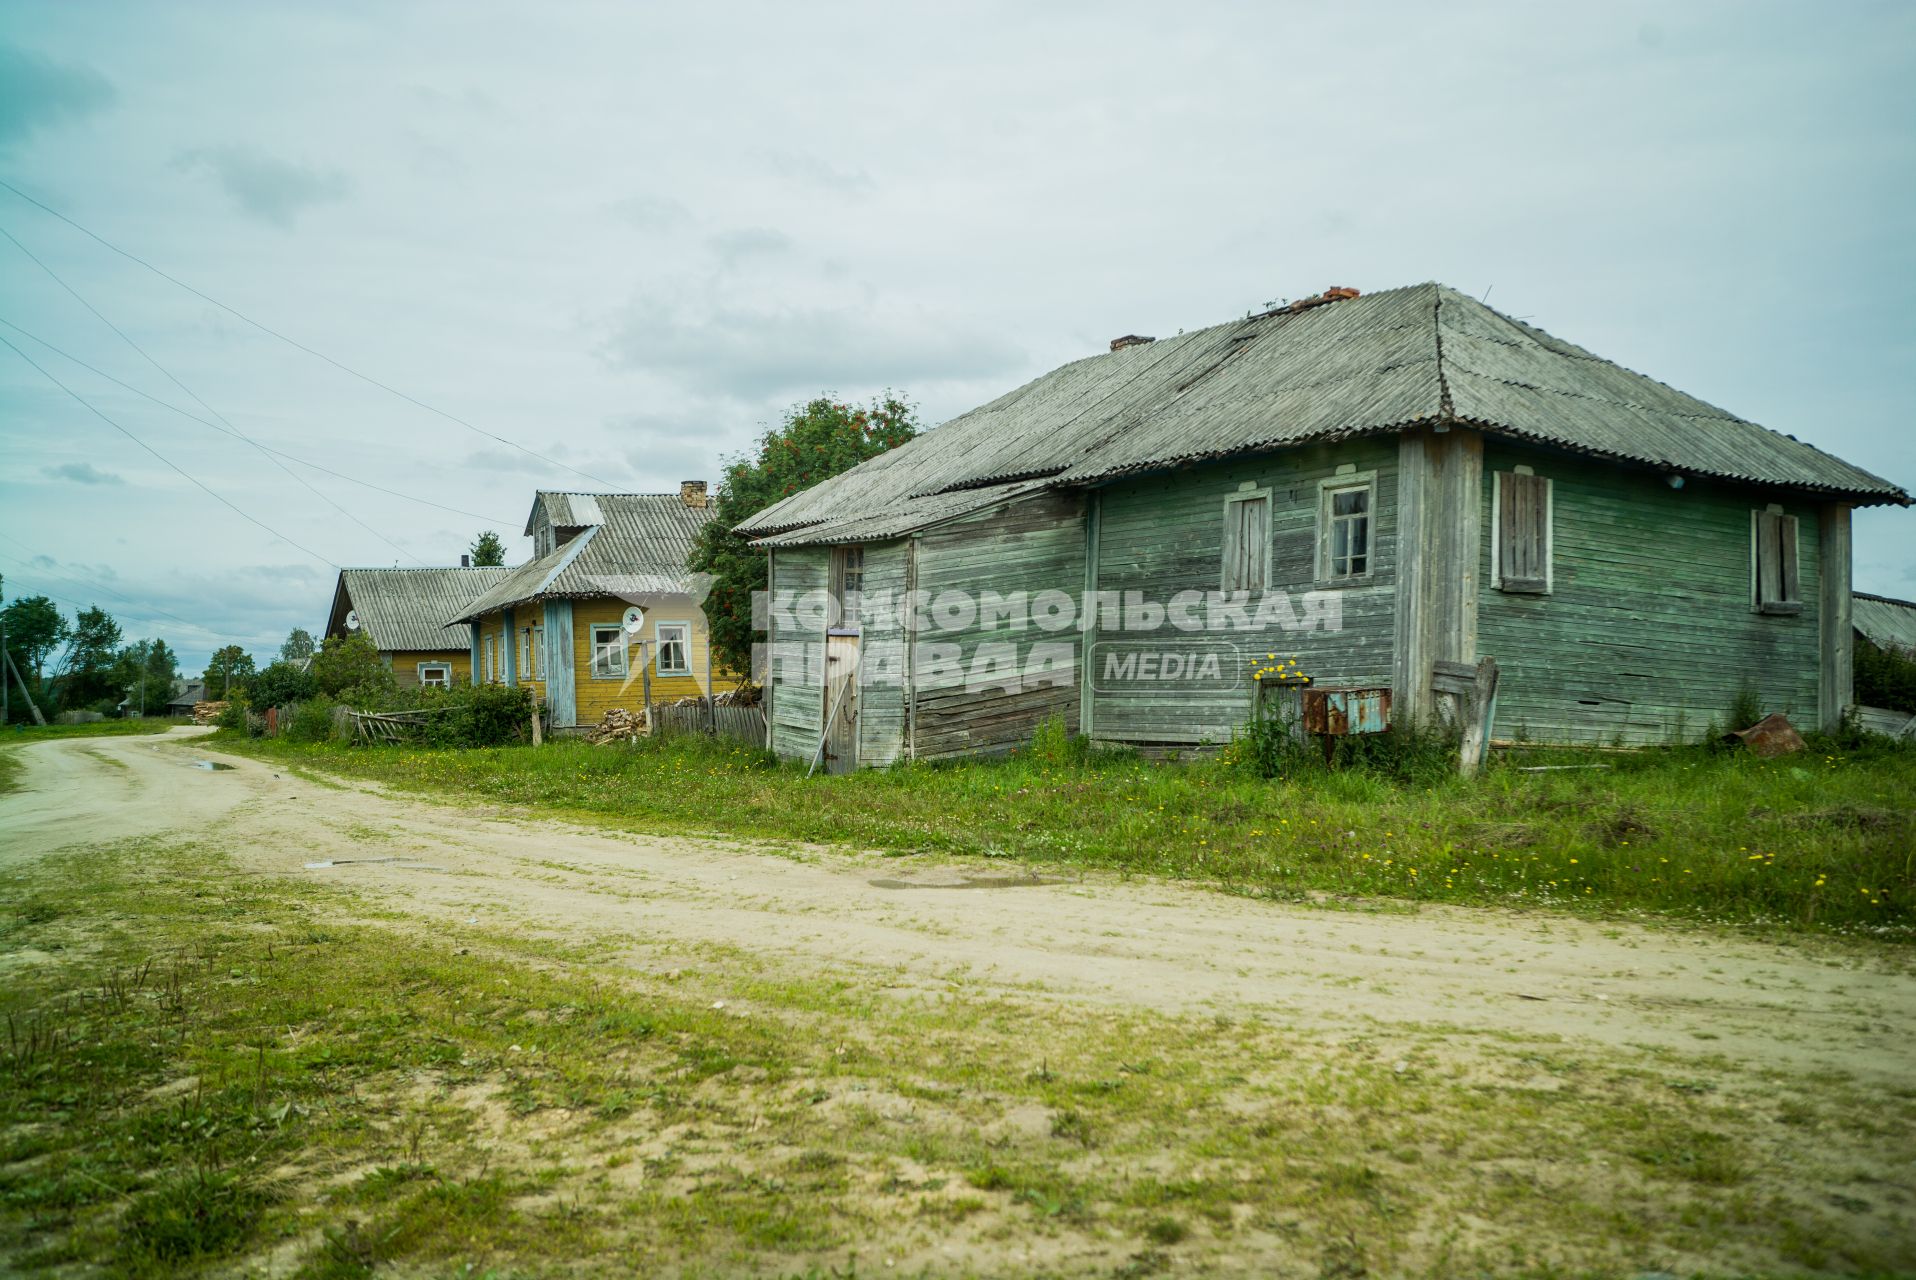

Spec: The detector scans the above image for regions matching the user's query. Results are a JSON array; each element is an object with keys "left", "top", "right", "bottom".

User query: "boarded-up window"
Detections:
[
  {"left": 830, "top": 545, "right": 864, "bottom": 634},
  {"left": 1497, "top": 471, "right": 1552, "bottom": 593},
  {"left": 1318, "top": 480, "right": 1372, "bottom": 580},
  {"left": 1221, "top": 492, "right": 1271, "bottom": 593},
  {"left": 1753, "top": 509, "right": 1801, "bottom": 614}
]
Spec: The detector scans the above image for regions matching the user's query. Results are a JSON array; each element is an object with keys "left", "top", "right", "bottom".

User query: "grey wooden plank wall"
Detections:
[
  {"left": 912, "top": 491, "right": 1087, "bottom": 760},
  {"left": 768, "top": 547, "right": 828, "bottom": 760},
  {"left": 1090, "top": 439, "right": 1400, "bottom": 744},
  {"left": 857, "top": 540, "right": 909, "bottom": 768},
  {"left": 1477, "top": 441, "right": 1822, "bottom": 745}
]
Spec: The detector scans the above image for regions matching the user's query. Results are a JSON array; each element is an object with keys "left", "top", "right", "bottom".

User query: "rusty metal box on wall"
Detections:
[{"left": 1302, "top": 687, "right": 1391, "bottom": 736}]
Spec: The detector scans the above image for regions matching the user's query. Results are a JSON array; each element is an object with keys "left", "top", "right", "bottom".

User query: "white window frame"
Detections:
[
  {"left": 1491, "top": 467, "right": 1554, "bottom": 594},
  {"left": 521, "top": 625, "right": 544, "bottom": 681},
  {"left": 655, "top": 621, "right": 692, "bottom": 676},
  {"left": 417, "top": 662, "right": 452, "bottom": 688},
  {"left": 829, "top": 545, "right": 865, "bottom": 635},
  {"left": 481, "top": 634, "right": 497, "bottom": 683},
  {"left": 1220, "top": 484, "right": 1273, "bottom": 594},
  {"left": 1315, "top": 471, "right": 1377, "bottom": 584},
  {"left": 1751, "top": 505, "right": 1802, "bottom": 615},
  {"left": 590, "top": 624, "right": 628, "bottom": 679}
]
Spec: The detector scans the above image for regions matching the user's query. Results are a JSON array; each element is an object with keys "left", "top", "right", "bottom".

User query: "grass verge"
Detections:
[
  {"left": 3, "top": 837, "right": 1911, "bottom": 1277},
  {"left": 209, "top": 731, "right": 1915, "bottom": 938}
]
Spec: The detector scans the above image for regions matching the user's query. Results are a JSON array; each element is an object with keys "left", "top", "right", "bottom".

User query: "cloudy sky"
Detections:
[{"left": 1, "top": 1, "right": 1912, "bottom": 671}]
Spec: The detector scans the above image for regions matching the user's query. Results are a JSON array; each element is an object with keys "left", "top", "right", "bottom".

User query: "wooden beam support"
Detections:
[
  {"left": 1078, "top": 490, "right": 1101, "bottom": 742},
  {"left": 1818, "top": 501, "right": 1854, "bottom": 732}
]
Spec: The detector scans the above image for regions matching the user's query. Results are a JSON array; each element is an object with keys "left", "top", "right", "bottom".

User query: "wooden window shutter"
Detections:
[
  {"left": 1778, "top": 515, "right": 1799, "bottom": 604},
  {"left": 1756, "top": 510, "right": 1801, "bottom": 612},
  {"left": 1498, "top": 472, "right": 1549, "bottom": 592}
]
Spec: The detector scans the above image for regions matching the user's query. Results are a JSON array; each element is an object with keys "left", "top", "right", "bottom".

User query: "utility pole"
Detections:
[{"left": 5, "top": 648, "right": 45, "bottom": 727}]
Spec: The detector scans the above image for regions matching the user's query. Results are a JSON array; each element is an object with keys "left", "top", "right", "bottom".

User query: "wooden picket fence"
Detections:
[{"left": 649, "top": 700, "right": 766, "bottom": 746}]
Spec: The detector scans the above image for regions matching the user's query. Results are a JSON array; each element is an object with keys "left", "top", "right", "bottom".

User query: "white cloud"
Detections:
[{"left": 172, "top": 144, "right": 351, "bottom": 228}]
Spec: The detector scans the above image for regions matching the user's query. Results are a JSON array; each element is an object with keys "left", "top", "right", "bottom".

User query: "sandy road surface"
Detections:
[{"left": 4, "top": 727, "right": 1911, "bottom": 1085}]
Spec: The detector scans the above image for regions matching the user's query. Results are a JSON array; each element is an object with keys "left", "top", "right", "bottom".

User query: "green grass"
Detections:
[
  {"left": 4, "top": 719, "right": 183, "bottom": 743},
  {"left": 2, "top": 836, "right": 1910, "bottom": 1277},
  {"left": 209, "top": 730, "right": 1916, "bottom": 937}
]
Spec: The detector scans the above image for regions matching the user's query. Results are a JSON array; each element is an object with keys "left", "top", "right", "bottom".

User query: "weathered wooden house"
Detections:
[
  {"left": 1853, "top": 592, "right": 1916, "bottom": 739},
  {"left": 325, "top": 566, "right": 511, "bottom": 687},
  {"left": 445, "top": 485, "right": 718, "bottom": 730},
  {"left": 740, "top": 283, "right": 1907, "bottom": 768}
]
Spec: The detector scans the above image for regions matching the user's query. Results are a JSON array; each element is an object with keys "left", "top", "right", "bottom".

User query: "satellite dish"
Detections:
[
  {"left": 345, "top": 609, "right": 361, "bottom": 631},
  {"left": 622, "top": 606, "right": 646, "bottom": 634}
]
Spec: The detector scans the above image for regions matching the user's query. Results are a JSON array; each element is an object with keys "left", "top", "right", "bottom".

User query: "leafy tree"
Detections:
[
  {"left": 250, "top": 659, "right": 319, "bottom": 710},
  {"left": 469, "top": 531, "right": 506, "bottom": 567},
  {"left": 113, "top": 638, "right": 179, "bottom": 716},
  {"left": 57, "top": 606, "right": 124, "bottom": 711},
  {"left": 204, "top": 644, "right": 257, "bottom": 699},
  {"left": 1857, "top": 638, "right": 1916, "bottom": 715},
  {"left": 688, "top": 393, "right": 918, "bottom": 679},
  {"left": 311, "top": 630, "right": 397, "bottom": 707},
  {"left": 1, "top": 594, "right": 67, "bottom": 720},
  {"left": 280, "top": 627, "right": 316, "bottom": 662}
]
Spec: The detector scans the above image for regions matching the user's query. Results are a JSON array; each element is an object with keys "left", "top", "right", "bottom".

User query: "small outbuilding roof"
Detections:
[
  {"left": 328, "top": 566, "right": 511, "bottom": 652},
  {"left": 739, "top": 283, "right": 1906, "bottom": 545},
  {"left": 451, "top": 492, "right": 715, "bottom": 622},
  {"left": 1855, "top": 592, "right": 1916, "bottom": 656}
]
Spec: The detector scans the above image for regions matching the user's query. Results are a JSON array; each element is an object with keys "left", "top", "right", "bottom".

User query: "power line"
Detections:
[
  {"left": 0, "top": 333, "right": 338, "bottom": 569},
  {"left": 1, "top": 220, "right": 424, "bottom": 566},
  {"left": 0, "top": 177, "right": 617, "bottom": 488},
  {"left": 0, "top": 316, "right": 517, "bottom": 527},
  {"left": 0, "top": 542, "right": 205, "bottom": 633}
]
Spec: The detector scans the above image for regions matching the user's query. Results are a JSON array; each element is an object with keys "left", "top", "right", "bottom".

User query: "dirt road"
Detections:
[{"left": 4, "top": 727, "right": 1912, "bottom": 1086}]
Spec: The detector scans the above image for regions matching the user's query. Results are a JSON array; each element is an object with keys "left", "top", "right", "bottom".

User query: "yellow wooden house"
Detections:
[
  {"left": 445, "top": 485, "right": 719, "bottom": 730},
  {"left": 325, "top": 566, "right": 511, "bottom": 688}
]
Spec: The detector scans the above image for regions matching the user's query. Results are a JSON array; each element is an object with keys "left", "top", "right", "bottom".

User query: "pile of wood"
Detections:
[
  {"left": 585, "top": 707, "right": 645, "bottom": 744},
  {"left": 659, "top": 686, "right": 757, "bottom": 709},
  {"left": 193, "top": 701, "right": 227, "bottom": 725}
]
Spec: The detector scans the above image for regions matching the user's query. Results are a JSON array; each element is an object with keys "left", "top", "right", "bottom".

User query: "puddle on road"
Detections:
[
  {"left": 193, "top": 761, "right": 234, "bottom": 771},
  {"left": 869, "top": 874, "right": 1057, "bottom": 891}
]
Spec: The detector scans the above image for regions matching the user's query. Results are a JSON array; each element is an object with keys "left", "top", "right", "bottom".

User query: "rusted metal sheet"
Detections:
[
  {"left": 1303, "top": 687, "right": 1391, "bottom": 736},
  {"left": 1727, "top": 712, "right": 1806, "bottom": 757}
]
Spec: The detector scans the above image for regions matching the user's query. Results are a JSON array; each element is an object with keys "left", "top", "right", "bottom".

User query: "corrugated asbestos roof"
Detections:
[
  {"left": 524, "top": 491, "right": 605, "bottom": 534},
  {"left": 331, "top": 567, "right": 511, "bottom": 652},
  {"left": 452, "top": 492, "right": 715, "bottom": 622},
  {"left": 739, "top": 283, "right": 1905, "bottom": 545},
  {"left": 1855, "top": 593, "right": 1916, "bottom": 656}
]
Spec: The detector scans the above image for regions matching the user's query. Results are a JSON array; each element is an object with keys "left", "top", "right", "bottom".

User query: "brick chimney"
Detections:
[
  {"left": 680, "top": 480, "right": 709, "bottom": 509},
  {"left": 460, "top": 554, "right": 471, "bottom": 567},
  {"left": 1109, "top": 334, "right": 1155, "bottom": 352}
]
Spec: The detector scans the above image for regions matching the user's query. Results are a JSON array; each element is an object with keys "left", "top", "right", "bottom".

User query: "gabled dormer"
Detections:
[{"left": 525, "top": 492, "right": 607, "bottom": 558}]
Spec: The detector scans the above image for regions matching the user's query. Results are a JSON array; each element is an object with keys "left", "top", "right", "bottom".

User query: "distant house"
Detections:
[
  {"left": 325, "top": 566, "right": 512, "bottom": 688},
  {"left": 165, "top": 678, "right": 209, "bottom": 715},
  {"left": 445, "top": 485, "right": 718, "bottom": 730},
  {"left": 740, "top": 283, "right": 1908, "bottom": 769}
]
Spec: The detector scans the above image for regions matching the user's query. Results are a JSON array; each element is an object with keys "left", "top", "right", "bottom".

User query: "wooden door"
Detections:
[{"left": 825, "top": 634, "right": 860, "bottom": 774}]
